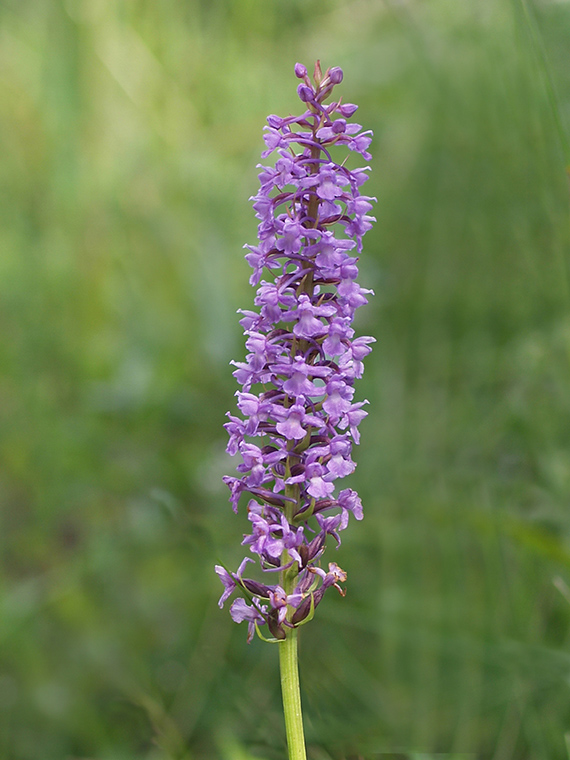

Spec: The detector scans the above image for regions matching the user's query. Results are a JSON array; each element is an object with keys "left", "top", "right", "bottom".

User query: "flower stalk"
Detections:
[
  {"left": 279, "top": 627, "right": 306, "bottom": 760},
  {"left": 215, "top": 61, "right": 375, "bottom": 759}
]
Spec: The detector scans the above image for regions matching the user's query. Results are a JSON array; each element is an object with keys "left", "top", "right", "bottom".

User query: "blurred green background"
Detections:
[{"left": 1, "top": 0, "right": 570, "bottom": 758}]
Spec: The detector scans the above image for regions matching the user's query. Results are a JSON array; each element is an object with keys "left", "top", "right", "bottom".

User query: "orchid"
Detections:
[{"left": 216, "top": 61, "right": 375, "bottom": 760}]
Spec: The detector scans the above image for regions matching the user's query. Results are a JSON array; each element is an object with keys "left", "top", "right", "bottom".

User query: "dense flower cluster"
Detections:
[{"left": 216, "top": 62, "right": 375, "bottom": 642}]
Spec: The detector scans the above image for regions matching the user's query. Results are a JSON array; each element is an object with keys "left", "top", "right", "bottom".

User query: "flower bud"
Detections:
[
  {"left": 313, "top": 59, "right": 323, "bottom": 85},
  {"left": 294, "top": 62, "right": 307, "bottom": 79},
  {"left": 297, "top": 84, "right": 314, "bottom": 103},
  {"left": 328, "top": 66, "right": 343, "bottom": 84},
  {"left": 338, "top": 102, "right": 358, "bottom": 117}
]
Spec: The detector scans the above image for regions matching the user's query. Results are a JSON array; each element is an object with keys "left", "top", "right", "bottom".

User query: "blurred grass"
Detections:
[{"left": 1, "top": 0, "right": 570, "bottom": 758}]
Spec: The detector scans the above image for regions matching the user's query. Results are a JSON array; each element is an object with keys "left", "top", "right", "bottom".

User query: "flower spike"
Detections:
[{"left": 217, "top": 62, "right": 375, "bottom": 642}]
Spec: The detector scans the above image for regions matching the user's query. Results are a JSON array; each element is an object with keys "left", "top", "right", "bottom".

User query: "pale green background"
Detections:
[{"left": 1, "top": 1, "right": 570, "bottom": 758}]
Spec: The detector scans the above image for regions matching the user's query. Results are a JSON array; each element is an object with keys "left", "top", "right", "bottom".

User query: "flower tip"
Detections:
[
  {"left": 294, "top": 62, "right": 307, "bottom": 79},
  {"left": 328, "top": 66, "right": 343, "bottom": 85}
]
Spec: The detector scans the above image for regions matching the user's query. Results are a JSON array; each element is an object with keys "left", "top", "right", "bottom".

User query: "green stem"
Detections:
[
  {"left": 279, "top": 626, "right": 307, "bottom": 760},
  {"left": 279, "top": 494, "right": 306, "bottom": 760}
]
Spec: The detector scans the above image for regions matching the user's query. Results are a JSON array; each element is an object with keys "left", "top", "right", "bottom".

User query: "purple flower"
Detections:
[
  {"left": 214, "top": 565, "right": 237, "bottom": 608},
  {"left": 217, "top": 62, "right": 375, "bottom": 641},
  {"left": 230, "top": 598, "right": 267, "bottom": 643},
  {"left": 274, "top": 402, "right": 323, "bottom": 441}
]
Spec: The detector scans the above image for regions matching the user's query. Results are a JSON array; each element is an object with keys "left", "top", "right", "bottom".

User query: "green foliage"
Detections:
[{"left": 1, "top": 0, "right": 570, "bottom": 758}]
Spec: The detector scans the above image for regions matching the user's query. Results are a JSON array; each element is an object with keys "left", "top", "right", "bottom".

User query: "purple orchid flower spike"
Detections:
[{"left": 216, "top": 62, "right": 375, "bottom": 647}]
